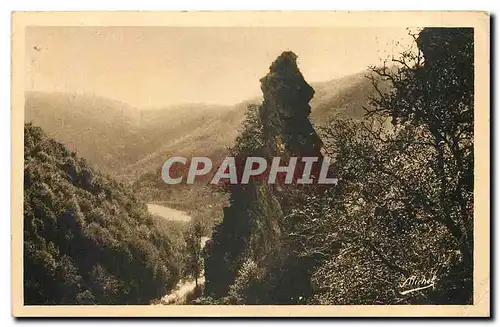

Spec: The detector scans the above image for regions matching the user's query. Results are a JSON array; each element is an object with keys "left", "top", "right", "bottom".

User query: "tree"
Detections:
[
  {"left": 184, "top": 221, "right": 203, "bottom": 287},
  {"left": 287, "top": 28, "right": 474, "bottom": 304},
  {"left": 204, "top": 51, "right": 325, "bottom": 302}
]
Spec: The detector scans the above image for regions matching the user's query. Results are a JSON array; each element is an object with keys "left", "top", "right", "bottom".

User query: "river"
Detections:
[
  {"left": 147, "top": 203, "right": 209, "bottom": 305},
  {"left": 147, "top": 203, "right": 192, "bottom": 222}
]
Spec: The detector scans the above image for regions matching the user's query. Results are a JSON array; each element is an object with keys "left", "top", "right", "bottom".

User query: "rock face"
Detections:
[
  {"left": 259, "top": 51, "right": 323, "bottom": 158},
  {"left": 203, "top": 52, "right": 324, "bottom": 301}
]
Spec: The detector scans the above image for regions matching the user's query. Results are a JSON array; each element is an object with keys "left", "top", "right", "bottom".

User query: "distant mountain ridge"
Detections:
[{"left": 25, "top": 70, "right": 380, "bottom": 179}]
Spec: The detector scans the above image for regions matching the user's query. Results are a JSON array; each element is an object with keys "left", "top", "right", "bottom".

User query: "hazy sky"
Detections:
[{"left": 26, "top": 27, "right": 415, "bottom": 108}]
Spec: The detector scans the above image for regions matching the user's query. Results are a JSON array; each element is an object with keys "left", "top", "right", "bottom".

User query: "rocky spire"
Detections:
[{"left": 259, "top": 51, "right": 323, "bottom": 158}]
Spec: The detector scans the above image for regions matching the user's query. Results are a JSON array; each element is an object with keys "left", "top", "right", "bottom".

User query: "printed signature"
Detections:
[{"left": 398, "top": 272, "right": 438, "bottom": 295}]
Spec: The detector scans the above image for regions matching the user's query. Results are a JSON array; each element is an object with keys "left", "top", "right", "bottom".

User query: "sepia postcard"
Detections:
[{"left": 11, "top": 11, "right": 490, "bottom": 317}]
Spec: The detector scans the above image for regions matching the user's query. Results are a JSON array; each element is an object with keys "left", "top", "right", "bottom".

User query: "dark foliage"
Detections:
[
  {"left": 204, "top": 28, "right": 474, "bottom": 305},
  {"left": 290, "top": 27, "right": 474, "bottom": 304},
  {"left": 23, "top": 123, "right": 180, "bottom": 304}
]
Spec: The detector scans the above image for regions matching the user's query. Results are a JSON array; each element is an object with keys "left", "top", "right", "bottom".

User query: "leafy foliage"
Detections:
[
  {"left": 226, "top": 260, "right": 265, "bottom": 304},
  {"left": 288, "top": 28, "right": 474, "bottom": 304},
  {"left": 24, "top": 123, "right": 180, "bottom": 304},
  {"left": 204, "top": 28, "right": 474, "bottom": 305}
]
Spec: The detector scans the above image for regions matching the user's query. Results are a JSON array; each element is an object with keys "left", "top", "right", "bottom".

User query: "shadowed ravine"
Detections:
[{"left": 147, "top": 203, "right": 209, "bottom": 304}]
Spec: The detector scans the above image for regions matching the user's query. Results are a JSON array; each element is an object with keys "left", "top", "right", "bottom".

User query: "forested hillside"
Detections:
[
  {"left": 24, "top": 92, "right": 147, "bottom": 174},
  {"left": 23, "top": 123, "right": 181, "bottom": 304}
]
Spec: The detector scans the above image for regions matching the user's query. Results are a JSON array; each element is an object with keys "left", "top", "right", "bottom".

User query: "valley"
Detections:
[
  {"left": 23, "top": 68, "right": 383, "bottom": 305},
  {"left": 25, "top": 70, "right": 377, "bottom": 232}
]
